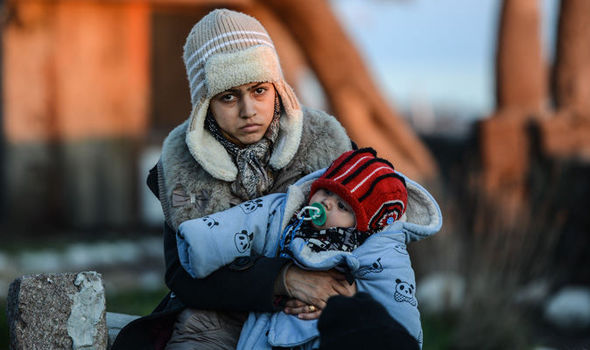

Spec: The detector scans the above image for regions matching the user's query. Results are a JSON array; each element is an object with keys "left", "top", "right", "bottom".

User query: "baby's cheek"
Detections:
[
  {"left": 335, "top": 212, "right": 355, "bottom": 228},
  {"left": 347, "top": 213, "right": 356, "bottom": 228}
]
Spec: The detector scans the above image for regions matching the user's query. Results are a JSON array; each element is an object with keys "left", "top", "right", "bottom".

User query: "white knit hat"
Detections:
[{"left": 183, "top": 9, "right": 302, "bottom": 181}]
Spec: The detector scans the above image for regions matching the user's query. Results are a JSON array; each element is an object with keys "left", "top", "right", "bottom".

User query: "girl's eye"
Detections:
[
  {"left": 324, "top": 190, "right": 332, "bottom": 196},
  {"left": 254, "top": 87, "right": 267, "bottom": 95},
  {"left": 219, "top": 94, "right": 236, "bottom": 102}
]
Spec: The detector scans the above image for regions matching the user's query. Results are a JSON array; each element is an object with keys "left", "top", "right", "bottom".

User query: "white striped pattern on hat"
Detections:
[
  {"left": 187, "top": 33, "right": 274, "bottom": 102},
  {"left": 351, "top": 166, "right": 393, "bottom": 193},
  {"left": 183, "top": 8, "right": 278, "bottom": 104},
  {"left": 333, "top": 156, "right": 373, "bottom": 182}
]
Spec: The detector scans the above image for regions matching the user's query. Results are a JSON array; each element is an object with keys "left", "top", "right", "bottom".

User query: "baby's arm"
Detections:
[{"left": 177, "top": 196, "right": 279, "bottom": 278}]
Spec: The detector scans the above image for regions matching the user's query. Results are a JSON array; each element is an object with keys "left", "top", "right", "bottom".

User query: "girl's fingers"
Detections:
[
  {"left": 332, "top": 279, "right": 357, "bottom": 297},
  {"left": 297, "top": 309, "right": 322, "bottom": 320},
  {"left": 283, "top": 267, "right": 357, "bottom": 308},
  {"left": 284, "top": 299, "right": 306, "bottom": 308},
  {"left": 284, "top": 305, "right": 308, "bottom": 314},
  {"left": 284, "top": 303, "right": 320, "bottom": 316}
]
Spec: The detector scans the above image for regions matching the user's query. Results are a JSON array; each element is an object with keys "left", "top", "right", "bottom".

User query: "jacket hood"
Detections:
[{"left": 393, "top": 173, "right": 442, "bottom": 243}]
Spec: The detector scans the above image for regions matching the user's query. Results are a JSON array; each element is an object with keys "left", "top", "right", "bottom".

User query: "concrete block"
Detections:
[{"left": 7, "top": 271, "right": 107, "bottom": 350}]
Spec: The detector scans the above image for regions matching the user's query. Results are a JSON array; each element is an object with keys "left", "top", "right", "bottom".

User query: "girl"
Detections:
[{"left": 112, "top": 8, "right": 354, "bottom": 350}]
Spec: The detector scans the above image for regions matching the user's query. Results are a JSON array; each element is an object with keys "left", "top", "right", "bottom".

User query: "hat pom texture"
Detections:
[{"left": 310, "top": 148, "right": 407, "bottom": 232}]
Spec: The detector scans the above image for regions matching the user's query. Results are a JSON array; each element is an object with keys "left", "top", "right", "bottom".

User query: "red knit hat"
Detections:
[{"left": 310, "top": 148, "right": 407, "bottom": 232}]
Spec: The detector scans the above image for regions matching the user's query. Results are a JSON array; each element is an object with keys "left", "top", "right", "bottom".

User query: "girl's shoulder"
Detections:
[
  {"left": 271, "top": 108, "right": 352, "bottom": 193},
  {"left": 300, "top": 107, "right": 350, "bottom": 143},
  {"left": 295, "top": 107, "right": 353, "bottom": 169}
]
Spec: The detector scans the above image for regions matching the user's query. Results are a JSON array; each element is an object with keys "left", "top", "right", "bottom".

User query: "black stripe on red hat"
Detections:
[
  {"left": 358, "top": 173, "right": 407, "bottom": 202},
  {"left": 324, "top": 148, "right": 376, "bottom": 179},
  {"left": 341, "top": 158, "right": 394, "bottom": 185}
]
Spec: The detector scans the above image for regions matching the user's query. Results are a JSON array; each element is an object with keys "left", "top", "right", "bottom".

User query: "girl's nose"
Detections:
[{"left": 240, "top": 95, "right": 257, "bottom": 118}]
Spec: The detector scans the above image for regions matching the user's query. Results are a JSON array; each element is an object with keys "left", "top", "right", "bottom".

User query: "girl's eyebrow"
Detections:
[{"left": 247, "top": 82, "right": 266, "bottom": 91}]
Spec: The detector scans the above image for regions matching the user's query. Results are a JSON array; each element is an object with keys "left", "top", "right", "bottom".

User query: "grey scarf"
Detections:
[{"left": 205, "top": 94, "right": 281, "bottom": 200}]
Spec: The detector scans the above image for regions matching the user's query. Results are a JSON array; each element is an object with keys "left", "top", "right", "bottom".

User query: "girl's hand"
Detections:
[
  {"left": 282, "top": 266, "right": 356, "bottom": 319},
  {"left": 283, "top": 299, "right": 322, "bottom": 320}
]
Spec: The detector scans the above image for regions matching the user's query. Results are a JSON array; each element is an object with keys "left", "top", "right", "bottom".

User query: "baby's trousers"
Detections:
[{"left": 165, "top": 308, "right": 247, "bottom": 350}]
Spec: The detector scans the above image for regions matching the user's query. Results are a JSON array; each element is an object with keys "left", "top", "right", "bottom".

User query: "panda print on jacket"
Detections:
[
  {"left": 394, "top": 278, "right": 417, "bottom": 306},
  {"left": 234, "top": 230, "right": 254, "bottom": 253}
]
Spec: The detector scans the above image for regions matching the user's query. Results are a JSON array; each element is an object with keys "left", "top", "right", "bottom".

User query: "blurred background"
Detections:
[{"left": 2, "top": 0, "right": 590, "bottom": 348}]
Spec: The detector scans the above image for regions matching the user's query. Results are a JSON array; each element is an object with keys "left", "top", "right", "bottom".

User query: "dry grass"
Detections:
[
  {"left": 449, "top": 193, "right": 563, "bottom": 349},
  {"left": 412, "top": 136, "right": 582, "bottom": 349}
]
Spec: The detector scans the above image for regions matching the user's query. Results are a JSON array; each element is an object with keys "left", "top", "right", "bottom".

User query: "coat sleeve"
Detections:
[
  {"left": 176, "top": 195, "right": 280, "bottom": 278},
  {"left": 164, "top": 222, "right": 291, "bottom": 312}
]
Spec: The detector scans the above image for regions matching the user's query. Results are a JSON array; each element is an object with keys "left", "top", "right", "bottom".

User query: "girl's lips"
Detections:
[{"left": 240, "top": 124, "right": 261, "bottom": 132}]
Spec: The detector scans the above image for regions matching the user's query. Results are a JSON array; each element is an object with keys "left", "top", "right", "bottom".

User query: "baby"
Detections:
[
  {"left": 177, "top": 148, "right": 442, "bottom": 349},
  {"left": 277, "top": 148, "right": 407, "bottom": 259}
]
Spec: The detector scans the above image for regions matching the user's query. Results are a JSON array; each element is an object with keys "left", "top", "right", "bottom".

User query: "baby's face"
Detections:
[{"left": 308, "top": 189, "right": 356, "bottom": 230}]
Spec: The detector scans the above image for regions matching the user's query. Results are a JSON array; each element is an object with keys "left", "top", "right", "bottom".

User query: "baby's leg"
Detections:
[{"left": 165, "top": 309, "right": 246, "bottom": 350}]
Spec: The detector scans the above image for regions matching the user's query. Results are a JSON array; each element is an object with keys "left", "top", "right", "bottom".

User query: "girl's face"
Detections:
[
  {"left": 209, "top": 82, "right": 276, "bottom": 146},
  {"left": 308, "top": 189, "right": 356, "bottom": 230}
]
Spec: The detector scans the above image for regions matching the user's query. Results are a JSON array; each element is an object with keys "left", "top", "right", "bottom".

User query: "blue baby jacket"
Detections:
[{"left": 177, "top": 169, "right": 442, "bottom": 349}]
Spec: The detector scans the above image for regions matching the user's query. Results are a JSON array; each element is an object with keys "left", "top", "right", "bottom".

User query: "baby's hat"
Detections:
[{"left": 310, "top": 148, "right": 407, "bottom": 231}]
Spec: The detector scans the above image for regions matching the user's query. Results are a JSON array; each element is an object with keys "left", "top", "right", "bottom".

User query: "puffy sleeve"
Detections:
[{"left": 177, "top": 194, "right": 284, "bottom": 278}]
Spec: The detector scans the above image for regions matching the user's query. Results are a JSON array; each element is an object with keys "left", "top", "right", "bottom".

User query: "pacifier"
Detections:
[
  {"left": 297, "top": 202, "right": 327, "bottom": 226},
  {"left": 310, "top": 202, "right": 327, "bottom": 226}
]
